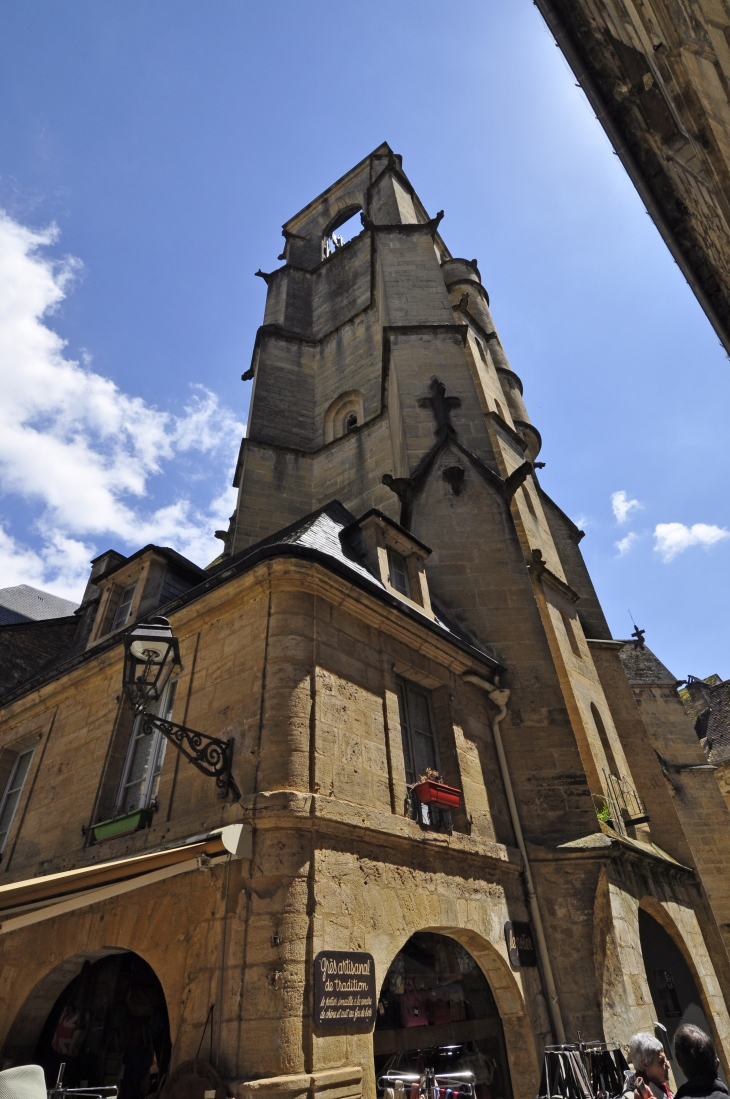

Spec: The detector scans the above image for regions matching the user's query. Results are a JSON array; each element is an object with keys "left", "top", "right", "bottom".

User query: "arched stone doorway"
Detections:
[
  {"left": 639, "top": 908, "right": 727, "bottom": 1086},
  {"left": 373, "top": 932, "right": 513, "bottom": 1099},
  {"left": 4, "top": 949, "right": 170, "bottom": 1098}
]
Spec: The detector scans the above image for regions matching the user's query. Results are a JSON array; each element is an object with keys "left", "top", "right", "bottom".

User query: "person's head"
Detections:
[
  {"left": 674, "top": 1024, "right": 719, "bottom": 1080},
  {"left": 629, "top": 1033, "right": 670, "bottom": 1084}
]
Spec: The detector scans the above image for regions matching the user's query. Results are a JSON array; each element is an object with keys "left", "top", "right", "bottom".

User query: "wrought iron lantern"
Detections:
[
  {"left": 122, "top": 616, "right": 240, "bottom": 801},
  {"left": 123, "top": 616, "right": 180, "bottom": 713}
]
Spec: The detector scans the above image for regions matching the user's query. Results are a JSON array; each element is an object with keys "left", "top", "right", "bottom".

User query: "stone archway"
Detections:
[
  {"left": 2, "top": 948, "right": 171, "bottom": 1098},
  {"left": 639, "top": 898, "right": 730, "bottom": 1083},
  {"left": 373, "top": 927, "right": 539, "bottom": 1099},
  {"left": 2, "top": 947, "right": 127, "bottom": 1066}
]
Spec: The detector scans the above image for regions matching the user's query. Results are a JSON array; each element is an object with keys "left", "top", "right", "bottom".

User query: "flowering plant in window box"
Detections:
[{"left": 413, "top": 769, "right": 462, "bottom": 810}]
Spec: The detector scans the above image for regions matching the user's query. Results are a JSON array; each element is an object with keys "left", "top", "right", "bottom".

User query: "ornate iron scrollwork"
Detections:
[{"left": 141, "top": 714, "right": 241, "bottom": 801}]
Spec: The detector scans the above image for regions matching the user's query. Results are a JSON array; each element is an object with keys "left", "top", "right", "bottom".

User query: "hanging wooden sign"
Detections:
[
  {"left": 313, "top": 950, "right": 377, "bottom": 1028},
  {"left": 504, "top": 921, "right": 537, "bottom": 967}
]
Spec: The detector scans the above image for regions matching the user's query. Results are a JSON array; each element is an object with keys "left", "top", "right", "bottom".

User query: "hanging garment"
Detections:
[
  {"left": 400, "top": 980, "right": 429, "bottom": 1027},
  {"left": 588, "top": 1048, "right": 630, "bottom": 1098},
  {"left": 459, "top": 1050, "right": 496, "bottom": 1087},
  {"left": 51, "top": 1005, "right": 88, "bottom": 1057},
  {"left": 538, "top": 1049, "right": 592, "bottom": 1099}
]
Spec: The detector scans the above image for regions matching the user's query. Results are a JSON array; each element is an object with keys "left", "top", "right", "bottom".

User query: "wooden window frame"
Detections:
[
  {"left": 387, "top": 548, "right": 411, "bottom": 598},
  {"left": 111, "top": 581, "right": 137, "bottom": 633},
  {"left": 115, "top": 679, "right": 177, "bottom": 815},
  {"left": 395, "top": 675, "right": 441, "bottom": 786},
  {"left": 0, "top": 746, "right": 35, "bottom": 852}
]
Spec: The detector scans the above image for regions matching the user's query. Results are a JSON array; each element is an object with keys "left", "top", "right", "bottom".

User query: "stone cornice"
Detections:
[{"left": 237, "top": 789, "right": 524, "bottom": 876}]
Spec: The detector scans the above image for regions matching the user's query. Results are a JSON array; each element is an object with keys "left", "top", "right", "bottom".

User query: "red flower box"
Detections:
[{"left": 413, "top": 780, "right": 461, "bottom": 809}]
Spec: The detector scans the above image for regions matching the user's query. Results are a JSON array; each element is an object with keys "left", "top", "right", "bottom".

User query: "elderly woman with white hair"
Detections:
[{"left": 623, "top": 1032, "right": 674, "bottom": 1099}]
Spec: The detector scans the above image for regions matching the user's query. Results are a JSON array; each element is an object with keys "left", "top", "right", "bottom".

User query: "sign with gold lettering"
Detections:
[
  {"left": 504, "top": 921, "right": 537, "bottom": 967},
  {"left": 313, "top": 950, "right": 377, "bottom": 1028}
]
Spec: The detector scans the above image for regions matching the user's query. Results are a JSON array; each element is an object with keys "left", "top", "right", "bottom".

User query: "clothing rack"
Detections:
[
  {"left": 379, "top": 1069, "right": 475, "bottom": 1099},
  {"left": 48, "top": 1062, "right": 119, "bottom": 1099},
  {"left": 538, "top": 1042, "right": 629, "bottom": 1099}
]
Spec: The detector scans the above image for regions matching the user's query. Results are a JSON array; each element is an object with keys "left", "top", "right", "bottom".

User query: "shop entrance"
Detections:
[
  {"left": 374, "top": 933, "right": 512, "bottom": 1099},
  {"left": 33, "top": 950, "right": 170, "bottom": 1098},
  {"left": 639, "top": 909, "right": 726, "bottom": 1086}
]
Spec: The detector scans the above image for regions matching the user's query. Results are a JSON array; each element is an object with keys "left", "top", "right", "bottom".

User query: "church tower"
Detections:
[
  {"left": 227, "top": 141, "right": 730, "bottom": 1060},
  {"left": 3, "top": 145, "right": 730, "bottom": 1099},
  {"left": 231, "top": 143, "right": 655, "bottom": 854}
]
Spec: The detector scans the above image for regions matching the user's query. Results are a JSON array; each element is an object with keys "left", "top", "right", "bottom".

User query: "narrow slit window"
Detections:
[
  {"left": 560, "top": 610, "right": 582, "bottom": 658},
  {"left": 395, "top": 677, "right": 440, "bottom": 786},
  {"left": 475, "top": 338, "right": 488, "bottom": 364},
  {"left": 111, "top": 582, "right": 137, "bottom": 632},
  {"left": 591, "top": 702, "right": 619, "bottom": 774},
  {"left": 387, "top": 549, "right": 410, "bottom": 597},
  {"left": 0, "top": 747, "right": 34, "bottom": 852},
  {"left": 116, "top": 680, "right": 177, "bottom": 814},
  {"left": 345, "top": 412, "right": 358, "bottom": 433},
  {"left": 495, "top": 400, "right": 506, "bottom": 421},
  {"left": 522, "top": 485, "right": 537, "bottom": 518}
]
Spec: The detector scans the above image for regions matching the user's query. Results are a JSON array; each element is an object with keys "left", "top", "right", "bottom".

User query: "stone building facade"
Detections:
[
  {"left": 681, "top": 673, "right": 730, "bottom": 809},
  {"left": 0, "top": 145, "right": 730, "bottom": 1099},
  {"left": 535, "top": 0, "right": 730, "bottom": 355}
]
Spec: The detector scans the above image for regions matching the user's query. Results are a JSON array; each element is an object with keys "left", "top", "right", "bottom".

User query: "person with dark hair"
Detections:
[{"left": 673, "top": 1024, "right": 728, "bottom": 1099}]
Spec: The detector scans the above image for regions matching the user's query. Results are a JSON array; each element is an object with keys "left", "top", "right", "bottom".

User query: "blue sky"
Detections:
[{"left": 0, "top": 0, "right": 727, "bottom": 678}]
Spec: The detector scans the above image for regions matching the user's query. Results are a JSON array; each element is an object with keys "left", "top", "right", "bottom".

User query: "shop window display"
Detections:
[
  {"left": 34, "top": 952, "right": 171, "bottom": 1099},
  {"left": 374, "top": 933, "right": 512, "bottom": 1099}
]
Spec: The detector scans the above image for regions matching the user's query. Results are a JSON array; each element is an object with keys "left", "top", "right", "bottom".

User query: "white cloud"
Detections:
[
  {"left": 615, "top": 532, "right": 638, "bottom": 556},
  {"left": 0, "top": 209, "right": 244, "bottom": 599},
  {"left": 654, "top": 522, "right": 730, "bottom": 563},
  {"left": 611, "top": 490, "right": 642, "bottom": 524},
  {"left": 0, "top": 525, "right": 94, "bottom": 602}
]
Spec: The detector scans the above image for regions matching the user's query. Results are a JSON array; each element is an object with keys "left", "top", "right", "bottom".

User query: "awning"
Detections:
[{"left": 0, "top": 823, "right": 251, "bottom": 935}]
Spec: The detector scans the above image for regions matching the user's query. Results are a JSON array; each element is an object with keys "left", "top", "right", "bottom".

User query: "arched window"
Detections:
[
  {"left": 323, "top": 390, "right": 365, "bottom": 443},
  {"left": 322, "top": 205, "right": 362, "bottom": 258}
]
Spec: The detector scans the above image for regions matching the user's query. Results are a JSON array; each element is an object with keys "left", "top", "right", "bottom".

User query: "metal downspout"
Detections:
[{"left": 463, "top": 673, "right": 567, "bottom": 1043}]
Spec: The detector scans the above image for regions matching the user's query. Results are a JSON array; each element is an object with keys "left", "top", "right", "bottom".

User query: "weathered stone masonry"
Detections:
[{"left": 1, "top": 145, "right": 730, "bottom": 1099}]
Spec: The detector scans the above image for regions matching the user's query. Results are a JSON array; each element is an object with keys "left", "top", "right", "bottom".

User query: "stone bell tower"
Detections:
[
  {"left": 229, "top": 147, "right": 730, "bottom": 963},
  {"left": 230, "top": 142, "right": 624, "bottom": 846}
]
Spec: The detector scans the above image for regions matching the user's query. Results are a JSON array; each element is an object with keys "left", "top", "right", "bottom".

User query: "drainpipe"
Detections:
[{"left": 463, "top": 673, "right": 566, "bottom": 1043}]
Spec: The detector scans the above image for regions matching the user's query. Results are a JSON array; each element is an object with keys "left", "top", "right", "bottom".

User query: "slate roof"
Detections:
[
  {"left": 0, "top": 500, "right": 502, "bottom": 706},
  {"left": 617, "top": 641, "right": 678, "bottom": 685},
  {"left": 0, "top": 585, "right": 79, "bottom": 626},
  {"left": 93, "top": 545, "right": 208, "bottom": 584},
  {"left": 705, "top": 681, "right": 730, "bottom": 762}
]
